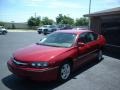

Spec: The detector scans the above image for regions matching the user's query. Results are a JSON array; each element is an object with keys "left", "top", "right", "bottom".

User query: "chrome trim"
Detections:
[
  {"left": 75, "top": 49, "right": 98, "bottom": 61},
  {"left": 13, "top": 59, "right": 28, "bottom": 65}
]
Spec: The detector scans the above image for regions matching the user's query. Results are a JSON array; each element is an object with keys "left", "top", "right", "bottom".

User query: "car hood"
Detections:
[
  {"left": 38, "top": 27, "right": 50, "bottom": 29},
  {"left": 13, "top": 44, "right": 69, "bottom": 62},
  {"left": 0, "top": 28, "right": 6, "bottom": 31}
]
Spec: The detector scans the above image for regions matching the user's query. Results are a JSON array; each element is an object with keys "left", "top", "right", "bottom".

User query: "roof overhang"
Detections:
[{"left": 84, "top": 7, "right": 120, "bottom": 17}]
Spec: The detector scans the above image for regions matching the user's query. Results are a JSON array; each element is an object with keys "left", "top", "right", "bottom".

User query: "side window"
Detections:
[
  {"left": 92, "top": 33, "right": 98, "bottom": 40},
  {"left": 88, "top": 33, "right": 94, "bottom": 41},
  {"left": 82, "top": 33, "right": 94, "bottom": 43},
  {"left": 79, "top": 33, "right": 88, "bottom": 43},
  {"left": 79, "top": 32, "right": 97, "bottom": 44}
]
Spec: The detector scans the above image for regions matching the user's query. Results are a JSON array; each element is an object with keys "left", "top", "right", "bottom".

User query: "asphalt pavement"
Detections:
[{"left": 0, "top": 32, "right": 120, "bottom": 90}]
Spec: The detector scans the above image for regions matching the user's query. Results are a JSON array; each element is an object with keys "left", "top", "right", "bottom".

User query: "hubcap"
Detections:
[{"left": 61, "top": 64, "right": 71, "bottom": 80}]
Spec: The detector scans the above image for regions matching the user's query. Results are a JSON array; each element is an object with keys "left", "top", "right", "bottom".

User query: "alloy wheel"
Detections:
[{"left": 60, "top": 63, "right": 71, "bottom": 80}]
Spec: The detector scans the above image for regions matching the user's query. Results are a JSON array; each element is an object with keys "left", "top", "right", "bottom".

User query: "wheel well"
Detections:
[
  {"left": 64, "top": 58, "right": 73, "bottom": 68},
  {"left": 3, "top": 31, "right": 6, "bottom": 32}
]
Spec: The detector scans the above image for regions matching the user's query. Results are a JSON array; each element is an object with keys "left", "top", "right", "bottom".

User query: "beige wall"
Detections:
[{"left": 4, "top": 23, "right": 29, "bottom": 29}]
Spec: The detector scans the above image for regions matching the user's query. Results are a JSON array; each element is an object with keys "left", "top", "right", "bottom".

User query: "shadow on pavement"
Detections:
[
  {"left": 2, "top": 75, "right": 62, "bottom": 90},
  {"left": 103, "top": 46, "right": 120, "bottom": 60},
  {"left": 103, "top": 51, "right": 120, "bottom": 60},
  {"left": 2, "top": 60, "right": 100, "bottom": 90}
]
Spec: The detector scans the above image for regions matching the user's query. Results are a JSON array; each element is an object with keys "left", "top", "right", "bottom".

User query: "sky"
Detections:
[{"left": 0, "top": 0, "right": 120, "bottom": 22}]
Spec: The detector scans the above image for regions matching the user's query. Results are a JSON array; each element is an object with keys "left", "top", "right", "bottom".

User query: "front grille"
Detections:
[{"left": 39, "top": 29, "right": 42, "bottom": 31}]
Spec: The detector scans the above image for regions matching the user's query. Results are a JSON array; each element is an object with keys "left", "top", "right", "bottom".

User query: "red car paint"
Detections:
[{"left": 7, "top": 29, "right": 106, "bottom": 81}]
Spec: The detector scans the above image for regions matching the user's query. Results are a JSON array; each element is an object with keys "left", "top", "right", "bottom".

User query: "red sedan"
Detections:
[{"left": 7, "top": 29, "right": 106, "bottom": 82}]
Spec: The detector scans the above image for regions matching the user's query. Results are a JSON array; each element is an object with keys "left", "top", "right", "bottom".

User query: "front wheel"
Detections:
[
  {"left": 2, "top": 31, "right": 7, "bottom": 35},
  {"left": 38, "top": 32, "right": 41, "bottom": 34},
  {"left": 58, "top": 62, "right": 71, "bottom": 82},
  {"left": 96, "top": 50, "right": 103, "bottom": 61}
]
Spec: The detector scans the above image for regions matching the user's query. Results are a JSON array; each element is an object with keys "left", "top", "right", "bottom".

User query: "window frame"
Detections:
[{"left": 78, "top": 32, "right": 98, "bottom": 44}]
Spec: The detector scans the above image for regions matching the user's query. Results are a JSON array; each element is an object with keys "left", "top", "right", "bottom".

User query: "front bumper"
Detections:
[{"left": 7, "top": 60, "right": 59, "bottom": 81}]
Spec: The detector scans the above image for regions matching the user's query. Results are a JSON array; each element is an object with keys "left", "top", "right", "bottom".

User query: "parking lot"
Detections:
[{"left": 0, "top": 31, "right": 120, "bottom": 90}]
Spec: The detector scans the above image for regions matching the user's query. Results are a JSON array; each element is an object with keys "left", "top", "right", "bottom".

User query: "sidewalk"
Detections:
[{"left": 8, "top": 29, "right": 36, "bottom": 32}]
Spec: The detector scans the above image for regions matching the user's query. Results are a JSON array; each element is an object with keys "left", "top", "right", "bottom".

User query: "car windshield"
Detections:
[{"left": 38, "top": 32, "right": 77, "bottom": 47}]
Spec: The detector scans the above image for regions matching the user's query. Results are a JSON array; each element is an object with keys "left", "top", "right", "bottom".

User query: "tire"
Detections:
[
  {"left": 96, "top": 50, "right": 103, "bottom": 61},
  {"left": 58, "top": 62, "right": 71, "bottom": 82},
  {"left": 2, "top": 31, "right": 7, "bottom": 35},
  {"left": 38, "top": 32, "right": 41, "bottom": 34},
  {"left": 43, "top": 33, "right": 47, "bottom": 35}
]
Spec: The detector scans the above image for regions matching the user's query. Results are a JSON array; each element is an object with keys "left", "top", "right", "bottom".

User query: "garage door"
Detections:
[{"left": 101, "top": 18, "right": 120, "bottom": 47}]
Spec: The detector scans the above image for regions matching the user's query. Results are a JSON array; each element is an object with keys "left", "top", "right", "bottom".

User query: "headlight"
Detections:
[{"left": 31, "top": 62, "right": 48, "bottom": 68}]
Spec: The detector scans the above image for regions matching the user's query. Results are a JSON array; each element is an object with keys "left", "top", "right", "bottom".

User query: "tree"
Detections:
[
  {"left": 42, "top": 17, "right": 54, "bottom": 25},
  {"left": 0, "top": 21, "right": 5, "bottom": 26},
  {"left": 56, "top": 14, "right": 74, "bottom": 25},
  {"left": 36, "top": 17, "right": 41, "bottom": 26},
  {"left": 27, "top": 16, "right": 41, "bottom": 27},
  {"left": 75, "top": 17, "right": 89, "bottom": 26},
  {"left": 56, "top": 14, "right": 63, "bottom": 24}
]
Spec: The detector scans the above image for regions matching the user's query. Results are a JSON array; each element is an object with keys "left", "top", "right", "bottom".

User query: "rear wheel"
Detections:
[{"left": 58, "top": 62, "right": 71, "bottom": 82}]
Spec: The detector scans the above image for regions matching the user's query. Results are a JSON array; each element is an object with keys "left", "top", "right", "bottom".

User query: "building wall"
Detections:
[
  {"left": 4, "top": 22, "right": 29, "bottom": 29},
  {"left": 101, "top": 14, "right": 120, "bottom": 46},
  {"left": 90, "top": 14, "right": 120, "bottom": 55},
  {"left": 90, "top": 16, "right": 101, "bottom": 33}
]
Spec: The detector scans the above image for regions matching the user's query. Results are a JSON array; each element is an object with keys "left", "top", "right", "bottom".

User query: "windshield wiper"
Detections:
[
  {"left": 36, "top": 43, "right": 68, "bottom": 48},
  {"left": 36, "top": 43, "right": 45, "bottom": 45}
]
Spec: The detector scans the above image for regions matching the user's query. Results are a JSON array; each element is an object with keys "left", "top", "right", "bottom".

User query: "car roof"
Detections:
[{"left": 56, "top": 29, "right": 92, "bottom": 35}]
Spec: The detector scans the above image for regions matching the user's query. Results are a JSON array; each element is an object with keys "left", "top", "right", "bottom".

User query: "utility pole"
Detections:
[
  {"left": 88, "top": 0, "right": 91, "bottom": 29},
  {"left": 35, "top": 12, "right": 36, "bottom": 18}
]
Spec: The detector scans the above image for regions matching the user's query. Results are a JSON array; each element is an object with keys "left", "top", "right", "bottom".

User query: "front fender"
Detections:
[{"left": 49, "top": 47, "right": 78, "bottom": 67}]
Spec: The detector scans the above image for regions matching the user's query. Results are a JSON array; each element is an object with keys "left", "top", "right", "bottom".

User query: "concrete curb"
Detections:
[{"left": 8, "top": 29, "right": 36, "bottom": 32}]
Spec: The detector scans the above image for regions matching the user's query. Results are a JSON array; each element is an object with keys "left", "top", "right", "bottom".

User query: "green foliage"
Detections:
[
  {"left": 27, "top": 16, "right": 41, "bottom": 27},
  {"left": 42, "top": 17, "right": 54, "bottom": 25},
  {"left": 0, "top": 21, "right": 5, "bottom": 26},
  {"left": 27, "top": 16, "right": 54, "bottom": 28},
  {"left": 56, "top": 14, "right": 74, "bottom": 25},
  {"left": 75, "top": 17, "right": 89, "bottom": 26},
  {"left": 56, "top": 14, "right": 63, "bottom": 24},
  {"left": 27, "top": 15, "right": 89, "bottom": 28},
  {"left": 36, "top": 17, "right": 41, "bottom": 26}
]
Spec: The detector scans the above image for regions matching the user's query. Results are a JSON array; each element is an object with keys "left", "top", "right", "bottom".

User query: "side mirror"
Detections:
[{"left": 78, "top": 42, "right": 85, "bottom": 47}]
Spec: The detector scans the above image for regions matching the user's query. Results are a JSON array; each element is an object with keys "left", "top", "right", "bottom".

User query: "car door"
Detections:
[
  {"left": 85, "top": 32, "right": 99, "bottom": 59},
  {"left": 74, "top": 32, "right": 99, "bottom": 68},
  {"left": 74, "top": 32, "right": 90, "bottom": 68}
]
